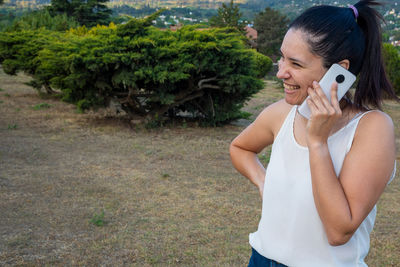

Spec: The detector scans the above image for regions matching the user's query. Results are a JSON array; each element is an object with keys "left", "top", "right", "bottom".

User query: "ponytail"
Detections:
[{"left": 353, "top": 0, "right": 398, "bottom": 109}]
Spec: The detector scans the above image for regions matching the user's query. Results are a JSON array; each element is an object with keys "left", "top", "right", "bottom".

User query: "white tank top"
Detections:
[{"left": 249, "top": 105, "right": 396, "bottom": 267}]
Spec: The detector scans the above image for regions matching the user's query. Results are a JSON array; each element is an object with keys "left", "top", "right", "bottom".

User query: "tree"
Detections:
[
  {"left": 254, "top": 7, "right": 289, "bottom": 60},
  {"left": 8, "top": 9, "right": 79, "bottom": 32},
  {"left": 47, "top": 0, "right": 112, "bottom": 27},
  {"left": 209, "top": 0, "right": 245, "bottom": 33}
]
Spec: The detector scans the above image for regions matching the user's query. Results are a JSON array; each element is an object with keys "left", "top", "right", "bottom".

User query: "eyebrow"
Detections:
[
  {"left": 289, "top": 57, "right": 306, "bottom": 65},
  {"left": 280, "top": 50, "right": 306, "bottom": 66}
]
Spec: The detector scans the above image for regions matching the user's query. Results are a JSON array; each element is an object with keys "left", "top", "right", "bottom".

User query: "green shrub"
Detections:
[
  {"left": 0, "top": 12, "right": 271, "bottom": 126},
  {"left": 0, "top": 29, "right": 64, "bottom": 93},
  {"left": 382, "top": 43, "right": 400, "bottom": 96},
  {"left": 252, "top": 51, "right": 273, "bottom": 78}
]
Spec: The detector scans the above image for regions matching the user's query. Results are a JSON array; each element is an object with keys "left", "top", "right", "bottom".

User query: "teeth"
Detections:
[{"left": 284, "top": 83, "right": 300, "bottom": 90}]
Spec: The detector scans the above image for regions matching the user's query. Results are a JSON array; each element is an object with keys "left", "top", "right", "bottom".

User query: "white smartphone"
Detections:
[{"left": 298, "top": 63, "right": 356, "bottom": 119}]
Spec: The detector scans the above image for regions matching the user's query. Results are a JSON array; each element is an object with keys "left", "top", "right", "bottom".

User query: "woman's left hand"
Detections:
[{"left": 306, "top": 81, "right": 342, "bottom": 148}]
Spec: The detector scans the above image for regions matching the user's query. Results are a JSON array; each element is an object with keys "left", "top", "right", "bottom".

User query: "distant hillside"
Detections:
[
  {"left": 4, "top": 0, "right": 400, "bottom": 12},
  {"left": 4, "top": 0, "right": 50, "bottom": 8},
  {"left": 2, "top": 0, "right": 400, "bottom": 24}
]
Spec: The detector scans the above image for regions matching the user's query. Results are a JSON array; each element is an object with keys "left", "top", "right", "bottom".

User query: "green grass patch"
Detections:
[
  {"left": 162, "top": 173, "right": 170, "bottom": 178},
  {"left": 33, "top": 103, "right": 51, "bottom": 110},
  {"left": 8, "top": 124, "right": 17, "bottom": 130},
  {"left": 90, "top": 211, "right": 105, "bottom": 227}
]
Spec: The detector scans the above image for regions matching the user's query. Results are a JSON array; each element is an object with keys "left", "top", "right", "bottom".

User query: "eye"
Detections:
[{"left": 292, "top": 62, "right": 302, "bottom": 68}]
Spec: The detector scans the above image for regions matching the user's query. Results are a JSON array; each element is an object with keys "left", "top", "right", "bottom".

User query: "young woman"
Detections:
[{"left": 230, "top": 1, "right": 398, "bottom": 266}]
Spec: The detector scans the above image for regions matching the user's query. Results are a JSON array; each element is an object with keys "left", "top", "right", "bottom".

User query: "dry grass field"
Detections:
[{"left": 0, "top": 68, "right": 399, "bottom": 266}]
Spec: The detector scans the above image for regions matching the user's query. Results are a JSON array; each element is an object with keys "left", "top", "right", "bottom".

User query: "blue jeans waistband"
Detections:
[{"left": 248, "top": 247, "right": 288, "bottom": 267}]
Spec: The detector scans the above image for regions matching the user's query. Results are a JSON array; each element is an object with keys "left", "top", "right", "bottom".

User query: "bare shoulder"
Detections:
[
  {"left": 355, "top": 110, "right": 395, "bottom": 140},
  {"left": 348, "top": 109, "right": 396, "bottom": 177},
  {"left": 254, "top": 99, "right": 293, "bottom": 136},
  {"left": 231, "top": 99, "right": 293, "bottom": 153},
  {"left": 261, "top": 98, "right": 293, "bottom": 115}
]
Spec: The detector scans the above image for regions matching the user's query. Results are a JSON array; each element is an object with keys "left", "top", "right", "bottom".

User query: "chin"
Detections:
[{"left": 284, "top": 95, "right": 304, "bottom": 106}]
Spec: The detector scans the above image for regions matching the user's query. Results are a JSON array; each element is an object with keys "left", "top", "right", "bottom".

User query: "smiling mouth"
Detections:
[{"left": 283, "top": 83, "right": 300, "bottom": 91}]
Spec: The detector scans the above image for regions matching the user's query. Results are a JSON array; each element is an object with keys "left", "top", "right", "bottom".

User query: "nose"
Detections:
[{"left": 276, "top": 59, "right": 290, "bottom": 80}]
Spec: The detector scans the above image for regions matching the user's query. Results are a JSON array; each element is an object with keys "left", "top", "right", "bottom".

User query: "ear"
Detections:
[{"left": 338, "top": 59, "right": 350, "bottom": 70}]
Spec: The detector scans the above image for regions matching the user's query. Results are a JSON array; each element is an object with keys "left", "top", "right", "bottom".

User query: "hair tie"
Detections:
[{"left": 349, "top": 5, "right": 359, "bottom": 19}]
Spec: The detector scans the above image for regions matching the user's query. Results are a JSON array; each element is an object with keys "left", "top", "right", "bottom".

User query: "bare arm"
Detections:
[
  {"left": 306, "top": 82, "right": 396, "bottom": 246},
  {"left": 230, "top": 100, "right": 291, "bottom": 197}
]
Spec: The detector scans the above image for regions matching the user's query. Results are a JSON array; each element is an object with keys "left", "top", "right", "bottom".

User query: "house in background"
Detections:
[
  {"left": 245, "top": 25, "right": 257, "bottom": 48},
  {"left": 245, "top": 25, "right": 257, "bottom": 40}
]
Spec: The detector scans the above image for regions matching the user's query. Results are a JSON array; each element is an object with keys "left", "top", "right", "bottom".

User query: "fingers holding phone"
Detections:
[
  {"left": 298, "top": 64, "right": 356, "bottom": 119},
  {"left": 305, "top": 81, "right": 343, "bottom": 146},
  {"left": 307, "top": 81, "right": 342, "bottom": 116}
]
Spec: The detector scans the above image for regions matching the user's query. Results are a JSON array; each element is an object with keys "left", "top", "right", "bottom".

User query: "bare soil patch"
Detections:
[{"left": 0, "top": 68, "right": 398, "bottom": 266}]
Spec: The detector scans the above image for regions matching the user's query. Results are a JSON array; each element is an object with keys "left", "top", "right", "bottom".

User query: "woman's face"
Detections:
[{"left": 277, "top": 28, "right": 327, "bottom": 105}]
